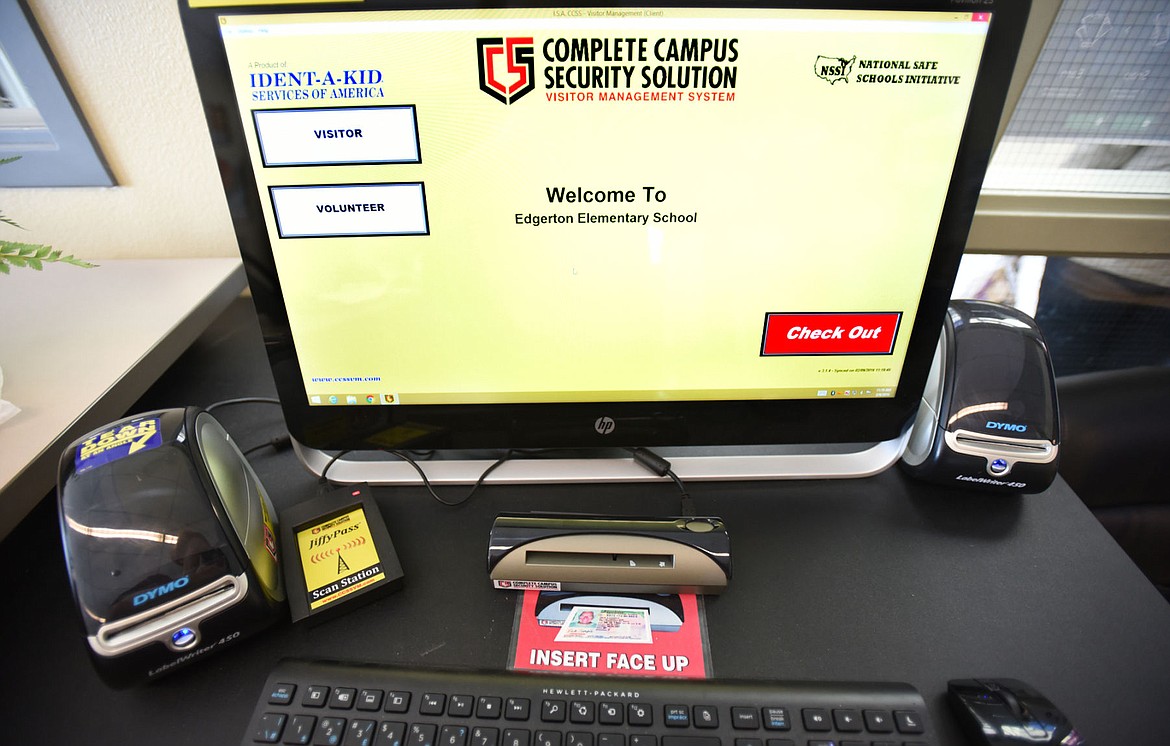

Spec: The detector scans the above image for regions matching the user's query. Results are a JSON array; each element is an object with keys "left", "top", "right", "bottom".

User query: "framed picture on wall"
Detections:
[{"left": 0, "top": 0, "right": 113, "bottom": 186}]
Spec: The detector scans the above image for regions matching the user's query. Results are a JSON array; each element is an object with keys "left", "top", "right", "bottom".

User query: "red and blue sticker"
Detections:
[{"left": 75, "top": 417, "right": 164, "bottom": 473}]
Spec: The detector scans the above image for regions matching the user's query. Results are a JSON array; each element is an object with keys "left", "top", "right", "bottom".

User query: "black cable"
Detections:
[
  {"left": 318, "top": 449, "right": 354, "bottom": 489},
  {"left": 385, "top": 449, "right": 515, "bottom": 507},
  {"left": 205, "top": 396, "right": 282, "bottom": 413},
  {"left": 318, "top": 445, "right": 694, "bottom": 513},
  {"left": 202, "top": 398, "right": 509, "bottom": 508},
  {"left": 203, "top": 397, "right": 286, "bottom": 458},
  {"left": 318, "top": 447, "right": 600, "bottom": 507},
  {"left": 242, "top": 434, "right": 291, "bottom": 457},
  {"left": 628, "top": 447, "right": 695, "bottom": 516},
  {"left": 317, "top": 447, "right": 516, "bottom": 506}
]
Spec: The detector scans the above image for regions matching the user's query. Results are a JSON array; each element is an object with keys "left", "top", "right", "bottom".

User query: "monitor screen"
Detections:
[{"left": 177, "top": 1, "right": 1029, "bottom": 478}]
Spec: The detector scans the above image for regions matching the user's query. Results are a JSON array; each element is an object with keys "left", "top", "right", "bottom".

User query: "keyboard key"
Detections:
[
  {"left": 863, "top": 710, "right": 894, "bottom": 733},
  {"left": 662, "top": 738, "right": 719, "bottom": 746},
  {"left": 285, "top": 715, "right": 317, "bottom": 745},
  {"left": 450, "top": 696, "right": 476, "bottom": 717},
  {"left": 570, "top": 702, "right": 595, "bottom": 724},
  {"left": 478, "top": 697, "right": 503, "bottom": 719},
  {"left": 567, "top": 732, "right": 594, "bottom": 746},
  {"left": 598, "top": 734, "right": 624, "bottom": 746},
  {"left": 330, "top": 688, "right": 357, "bottom": 710},
  {"left": 507, "top": 699, "right": 531, "bottom": 721},
  {"left": 472, "top": 727, "right": 499, "bottom": 746},
  {"left": 357, "top": 690, "right": 383, "bottom": 711},
  {"left": 304, "top": 686, "right": 330, "bottom": 708},
  {"left": 376, "top": 722, "right": 406, "bottom": 746},
  {"left": 346, "top": 720, "right": 376, "bottom": 746},
  {"left": 761, "top": 708, "right": 788, "bottom": 730},
  {"left": 628, "top": 704, "right": 653, "bottom": 727},
  {"left": 664, "top": 706, "right": 689, "bottom": 727},
  {"left": 894, "top": 710, "right": 925, "bottom": 734},
  {"left": 409, "top": 724, "right": 438, "bottom": 746},
  {"left": 629, "top": 736, "right": 656, "bottom": 746},
  {"left": 269, "top": 683, "right": 297, "bottom": 706},
  {"left": 502, "top": 729, "right": 530, "bottom": 746},
  {"left": 421, "top": 694, "right": 447, "bottom": 715},
  {"left": 832, "top": 709, "right": 862, "bottom": 732},
  {"left": 542, "top": 700, "right": 567, "bottom": 722},
  {"left": 316, "top": 718, "right": 347, "bottom": 746},
  {"left": 535, "top": 731, "right": 562, "bottom": 746},
  {"left": 254, "top": 712, "right": 286, "bottom": 743},
  {"left": 731, "top": 708, "right": 758, "bottom": 729},
  {"left": 801, "top": 709, "right": 831, "bottom": 732},
  {"left": 441, "top": 725, "right": 470, "bottom": 746},
  {"left": 598, "top": 704, "right": 623, "bottom": 726},
  {"left": 692, "top": 707, "right": 718, "bottom": 729},
  {"left": 385, "top": 692, "right": 411, "bottom": 713}
]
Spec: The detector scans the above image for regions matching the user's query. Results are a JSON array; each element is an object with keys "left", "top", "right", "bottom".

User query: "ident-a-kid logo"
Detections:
[{"left": 478, "top": 37, "right": 536, "bottom": 104}]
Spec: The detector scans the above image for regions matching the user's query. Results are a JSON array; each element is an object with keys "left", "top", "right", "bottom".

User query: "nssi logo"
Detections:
[
  {"left": 477, "top": 37, "right": 535, "bottom": 104},
  {"left": 814, "top": 54, "right": 856, "bottom": 84}
]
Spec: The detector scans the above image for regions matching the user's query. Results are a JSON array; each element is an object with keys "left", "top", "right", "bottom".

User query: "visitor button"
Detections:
[
  {"left": 761, "top": 312, "right": 902, "bottom": 355},
  {"left": 253, "top": 106, "right": 420, "bottom": 166}
]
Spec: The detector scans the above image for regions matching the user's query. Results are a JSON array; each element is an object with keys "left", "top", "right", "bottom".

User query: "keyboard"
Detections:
[{"left": 244, "top": 659, "right": 934, "bottom": 746}]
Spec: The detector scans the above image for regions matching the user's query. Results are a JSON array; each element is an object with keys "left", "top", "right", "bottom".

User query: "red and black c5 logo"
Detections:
[{"left": 477, "top": 37, "right": 535, "bottom": 104}]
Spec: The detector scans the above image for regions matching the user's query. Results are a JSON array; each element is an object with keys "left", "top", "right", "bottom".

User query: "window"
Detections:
[
  {"left": 958, "top": 0, "right": 1169, "bottom": 376},
  {"left": 968, "top": 0, "right": 1170, "bottom": 255}
]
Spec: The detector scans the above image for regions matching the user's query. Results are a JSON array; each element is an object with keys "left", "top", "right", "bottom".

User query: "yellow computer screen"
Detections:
[{"left": 218, "top": 8, "right": 990, "bottom": 408}]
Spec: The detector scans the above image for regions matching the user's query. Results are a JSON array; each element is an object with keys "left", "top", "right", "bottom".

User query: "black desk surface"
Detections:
[{"left": 3, "top": 298, "right": 1169, "bottom": 745}]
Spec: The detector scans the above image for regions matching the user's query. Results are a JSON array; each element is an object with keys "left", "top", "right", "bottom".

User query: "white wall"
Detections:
[{"left": 3, "top": 1, "right": 238, "bottom": 261}]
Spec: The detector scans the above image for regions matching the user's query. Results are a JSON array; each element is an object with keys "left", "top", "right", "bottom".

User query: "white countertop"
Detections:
[{"left": 0, "top": 257, "right": 247, "bottom": 539}]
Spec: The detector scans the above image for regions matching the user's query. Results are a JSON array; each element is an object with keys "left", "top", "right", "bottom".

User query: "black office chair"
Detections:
[{"left": 1057, "top": 366, "right": 1170, "bottom": 601}]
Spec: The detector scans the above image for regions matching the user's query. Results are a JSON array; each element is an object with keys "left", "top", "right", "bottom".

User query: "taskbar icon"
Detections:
[{"left": 308, "top": 392, "right": 399, "bottom": 406}]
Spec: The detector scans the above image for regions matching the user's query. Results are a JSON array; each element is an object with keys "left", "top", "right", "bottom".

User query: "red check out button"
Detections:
[{"left": 761, "top": 312, "right": 902, "bottom": 355}]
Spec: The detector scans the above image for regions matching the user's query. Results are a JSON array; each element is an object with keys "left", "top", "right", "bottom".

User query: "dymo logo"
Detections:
[
  {"left": 133, "top": 576, "right": 190, "bottom": 607},
  {"left": 594, "top": 417, "right": 617, "bottom": 436},
  {"left": 987, "top": 421, "right": 1028, "bottom": 433}
]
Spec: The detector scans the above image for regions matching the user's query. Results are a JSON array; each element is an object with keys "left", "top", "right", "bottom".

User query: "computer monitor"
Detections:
[{"left": 177, "top": 1, "right": 1030, "bottom": 485}]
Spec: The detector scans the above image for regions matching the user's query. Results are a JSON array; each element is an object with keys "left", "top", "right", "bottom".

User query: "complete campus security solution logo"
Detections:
[
  {"left": 477, "top": 33, "right": 739, "bottom": 104},
  {"left": 478, "top": 37, "right": 536, "bottom": 104}
]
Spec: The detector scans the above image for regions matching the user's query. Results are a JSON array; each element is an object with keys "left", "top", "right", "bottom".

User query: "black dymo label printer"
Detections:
[
  {"left": 901, "top": 300, "right": 1061, "bottom": 493},
  {"left": 57, "top": 408, "right": 286, "bottom": 687}
]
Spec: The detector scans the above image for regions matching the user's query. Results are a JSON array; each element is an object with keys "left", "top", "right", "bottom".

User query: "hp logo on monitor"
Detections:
[{"left": 594, "top": 417, "right": 616, "bottom": 436}]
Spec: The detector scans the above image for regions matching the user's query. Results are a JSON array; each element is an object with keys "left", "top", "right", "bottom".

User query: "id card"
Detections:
[{"left": 554, "top": 606, "right": 653, "bottom": 644}]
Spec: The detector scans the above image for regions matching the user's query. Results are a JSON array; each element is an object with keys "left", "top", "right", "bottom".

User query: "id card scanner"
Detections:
[{"left": 488, "top": 513, "right": 730, "bottom": 594}]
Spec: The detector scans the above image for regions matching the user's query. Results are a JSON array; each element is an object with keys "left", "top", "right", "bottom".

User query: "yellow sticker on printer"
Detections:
[{"left": 296, "top": 506, "right": 385, "bottom": 610}]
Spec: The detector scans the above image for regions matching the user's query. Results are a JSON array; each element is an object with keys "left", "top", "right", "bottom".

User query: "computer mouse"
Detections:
[{"left": 947, "top": 678, "right": 1083, "bottom": 745}]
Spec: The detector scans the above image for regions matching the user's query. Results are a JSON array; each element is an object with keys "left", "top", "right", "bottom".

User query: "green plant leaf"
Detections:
[
  {"left": 0, "top": 153, "right": 94, "bottom": 273},
  {"left": 0, "top": 240, "right": 96, "bottom": 271}
]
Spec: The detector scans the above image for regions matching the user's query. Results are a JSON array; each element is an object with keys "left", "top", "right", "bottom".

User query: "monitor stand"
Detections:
[{"left": 291, "top": 429, "right": 911, "bottom": 485}]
